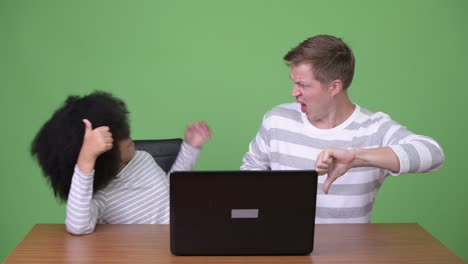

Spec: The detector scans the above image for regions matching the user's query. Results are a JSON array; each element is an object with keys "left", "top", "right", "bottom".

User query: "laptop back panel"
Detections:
[{"left": 170, "top": 170, "right": 317, "bottom": 255}]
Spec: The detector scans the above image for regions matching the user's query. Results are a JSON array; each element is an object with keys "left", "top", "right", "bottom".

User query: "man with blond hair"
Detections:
[{"left": 242, "top": 35, "right": 445, "bottom": 223}]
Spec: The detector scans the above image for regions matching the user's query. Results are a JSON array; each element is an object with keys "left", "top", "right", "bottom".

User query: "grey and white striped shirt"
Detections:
[
  {"left": 241, "top": 103, "right": 444, "bottom": 223},
  {"left": 66, "top": 142, "right": 199, "bottom": 235}
]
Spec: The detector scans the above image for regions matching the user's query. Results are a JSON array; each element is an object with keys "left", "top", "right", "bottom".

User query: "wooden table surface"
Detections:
[{"left": 4, "top": 223, "right": 464, "bottom": 263}]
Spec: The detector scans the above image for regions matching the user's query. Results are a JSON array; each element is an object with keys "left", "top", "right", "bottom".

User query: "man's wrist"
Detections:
[{"left": 350, "top": 148, "right": 364, "bottom": 168}]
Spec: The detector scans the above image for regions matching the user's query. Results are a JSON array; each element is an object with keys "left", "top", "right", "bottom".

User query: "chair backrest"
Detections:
[{"left": 133, "top": 138, "right": 183, "bottom": 173}]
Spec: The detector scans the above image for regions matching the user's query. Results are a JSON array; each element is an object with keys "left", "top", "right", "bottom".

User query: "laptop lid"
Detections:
[{"left": 170, "top": 170, "right": 318, "bottom": 256}]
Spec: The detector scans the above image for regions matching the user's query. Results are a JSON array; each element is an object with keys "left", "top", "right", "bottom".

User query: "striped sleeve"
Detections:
[
  {"left": 65, "top": 166, "right": 103, "bottom": 235},
  {"left": 381, "top": 119, "right": 445, "bottom": 175},
  {"left": 241, "top": 113, "right": 271, "bottom": 170},
  {"left": 169, "top": 141, "right": 201, "bottom": 172}
]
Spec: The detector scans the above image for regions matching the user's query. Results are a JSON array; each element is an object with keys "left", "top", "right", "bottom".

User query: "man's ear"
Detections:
[{"left": 330, "top": 79, "right": 343, "bottom": 97}]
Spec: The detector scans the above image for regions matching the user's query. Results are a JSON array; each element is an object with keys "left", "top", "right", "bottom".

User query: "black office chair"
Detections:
[{"left": 133, "top": 138, "right": 183, "bottom": 174}]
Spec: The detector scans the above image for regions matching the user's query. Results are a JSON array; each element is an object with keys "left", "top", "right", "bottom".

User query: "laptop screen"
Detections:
[{"left": 170, "top": 170, "right": 318, "bottom": 256}]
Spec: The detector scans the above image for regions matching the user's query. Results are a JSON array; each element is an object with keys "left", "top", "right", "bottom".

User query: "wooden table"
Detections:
[{"left": 4, "top": 223, "right": 464, "bottom": 263}]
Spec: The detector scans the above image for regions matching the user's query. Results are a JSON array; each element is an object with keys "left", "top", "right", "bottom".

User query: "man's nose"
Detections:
[{"left": 291, "top": 86, "right": 301, "bottom": 97}]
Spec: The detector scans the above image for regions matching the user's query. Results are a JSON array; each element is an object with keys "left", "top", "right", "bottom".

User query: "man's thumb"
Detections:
[
  {"left": 323, "top": 176, "right": 337, "bottom": 195},
  {"left": 82, "top": 119, "right": 93, "bottom": 134}
]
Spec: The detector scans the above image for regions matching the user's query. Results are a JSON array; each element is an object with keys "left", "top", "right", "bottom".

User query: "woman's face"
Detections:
[{"left": 118, "top": 138, "right": 136, "bottom": 165}]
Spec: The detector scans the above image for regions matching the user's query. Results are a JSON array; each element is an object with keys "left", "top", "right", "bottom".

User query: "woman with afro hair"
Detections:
[{"left": 31, "top": 91, "right": 211, "bottom": 235}]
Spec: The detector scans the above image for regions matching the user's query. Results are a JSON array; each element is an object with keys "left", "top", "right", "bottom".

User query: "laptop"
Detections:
[{"left": 169, "top": 170, "right": 318, "bottom": 256}]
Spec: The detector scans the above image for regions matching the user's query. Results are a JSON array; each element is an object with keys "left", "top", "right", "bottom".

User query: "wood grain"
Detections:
[{"left": 5, "top": 223, "right": 464, "bottom": 263}]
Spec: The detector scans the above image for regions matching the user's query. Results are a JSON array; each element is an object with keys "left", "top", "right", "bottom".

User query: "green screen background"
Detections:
[{"left": 1, "top": 0, "right": 467, "bottom": 261}]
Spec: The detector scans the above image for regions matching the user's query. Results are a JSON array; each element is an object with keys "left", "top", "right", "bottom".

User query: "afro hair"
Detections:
[{"left": 31, "top": 91, "right": 131, "bottom": 201}]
